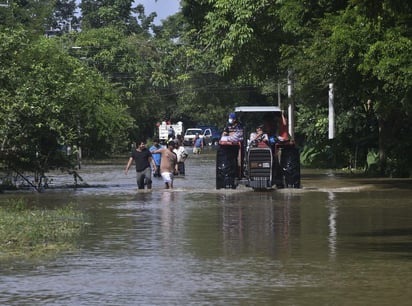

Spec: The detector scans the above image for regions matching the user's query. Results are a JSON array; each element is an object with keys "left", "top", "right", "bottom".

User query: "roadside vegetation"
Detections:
[
  {"left": 0, "top": 0, "right": 411, "bottom": 188},
  {"left": 0, "top": 199, "right": 87, "bottom": 260}
]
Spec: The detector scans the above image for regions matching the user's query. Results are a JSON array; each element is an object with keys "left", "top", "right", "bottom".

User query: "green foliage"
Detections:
[
  {"left": 1, "top": 0, "right": 411, "bottom": 178},
  {"left": 360, "top": 29, "right": 412, "bottom": 106},
  {"left": 0, "top": 198, "right": 87, "bottom": 259},
  {"left": 2, "top": 198, "right": 29, "bottom": 212},
  {"left": 80, "top": 0, "right": 156, "bottom": 34},
  {"left": 71, "top": 26, "right": 167, "bottom": 139},
  {"left": 297, "top": 104, "right": 336, "bottom": 167},
  {"left": 0, "top": 28, "right": 133, "bottom": 177},
  {"left": 198, "top": 0, "right": 283, "bottom": 78},
  {"left": 278, "top": 1, "right": 412, "bottom": 174},
  {"left": 177, "top": 0, "right": 412, "bottom": 176},
  {"left": 80, "top": 0, "right": 133, "bottom": 29},
  {"left": 44, "top": 0, "right": 80, "bottom": 35},
  {"left": 0, "top": 0, "right": 54, "bottom": 36}
]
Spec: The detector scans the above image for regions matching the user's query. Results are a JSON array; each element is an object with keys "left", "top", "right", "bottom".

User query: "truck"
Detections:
[
  {"left": 216, "top": 106, "right": 301, "bottom": 190},
  {"left": 158, "top": 121, "right": 184, "bottom": 142},
  {"left": 196, "top": 126, "right": 221, "bottom": 145},
  {"left": 183, "top": 126, "right": 221, "bottom": 146}
]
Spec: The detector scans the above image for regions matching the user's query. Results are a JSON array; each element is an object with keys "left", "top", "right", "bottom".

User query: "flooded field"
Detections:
[{"left": 1, "top": 148, "right": 412, "bottom": 305}]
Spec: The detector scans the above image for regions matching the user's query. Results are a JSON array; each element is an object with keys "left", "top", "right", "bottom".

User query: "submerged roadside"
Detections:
[{"left": 0, "top": 198, "right": 88, "bottom": 260}]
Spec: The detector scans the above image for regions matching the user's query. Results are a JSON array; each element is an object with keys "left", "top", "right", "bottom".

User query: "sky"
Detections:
[{"left": 136, "top": 0, "right": 181, "bottom": 24}]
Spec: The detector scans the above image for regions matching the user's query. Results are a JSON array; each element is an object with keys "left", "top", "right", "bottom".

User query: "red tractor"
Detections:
[{"left": 216, "top": 106, "right": 301, "bottom": 190}]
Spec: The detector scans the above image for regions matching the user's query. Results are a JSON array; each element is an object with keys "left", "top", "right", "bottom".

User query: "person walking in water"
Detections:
[
  {"left": 124, "top": 140, "right": 157, "bottom": 190},
  {"left": 193, "top": 133, "right": 204, "bottom": 154},
  {"left": 153, "top": 140, "right": 179, "bottom": 189},
  {"left": 149, "top": 138, "right": 163, "bottom": 177},
  {"left": 174, "top": 140, "right": 188, "bottom": 175}
]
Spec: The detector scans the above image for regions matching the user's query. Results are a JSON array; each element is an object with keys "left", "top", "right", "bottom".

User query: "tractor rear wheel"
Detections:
[
  {"left": 280, "top": 147, "right": 301, "bottom": 188},
  {"left": 216, "top": 145, "right": 239, "bottom": 189}
]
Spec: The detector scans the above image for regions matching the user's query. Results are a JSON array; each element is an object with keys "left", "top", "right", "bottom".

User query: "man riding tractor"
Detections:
[{"left": 216, "top": 106, "right": 300, "bottom": 190}]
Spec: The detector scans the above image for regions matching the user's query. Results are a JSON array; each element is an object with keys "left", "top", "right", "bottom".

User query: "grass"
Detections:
[{"left": 0, "top": 198, "right": 88, "bottom": 260}]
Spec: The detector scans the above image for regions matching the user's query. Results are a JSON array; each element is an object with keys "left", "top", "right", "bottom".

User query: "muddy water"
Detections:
[{"left": 1, "top": 148, "right": 412, "bottom": 305}]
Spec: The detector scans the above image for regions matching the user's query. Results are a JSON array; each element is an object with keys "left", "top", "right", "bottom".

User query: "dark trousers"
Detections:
[
  {"left": 136, "top": 167, "right": 152, "bottom": 189},
  {"left": 177, "top": 162, "right": 185, "bottom": 175}
]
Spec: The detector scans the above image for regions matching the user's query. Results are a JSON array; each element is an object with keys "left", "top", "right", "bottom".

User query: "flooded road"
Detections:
[{"left": 1, "top": 148, "right": 412, "bottom": 305}]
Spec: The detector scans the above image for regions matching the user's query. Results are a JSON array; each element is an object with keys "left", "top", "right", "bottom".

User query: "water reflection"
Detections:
[
  {"left": 1, "top": 153, "right": 412, "bottom": 305},
  {"left": 219, "top": 193, "right": 276, "bottom": 258},
  {"left": 328, "top": 191, "right": 338, "bottom": 260}
]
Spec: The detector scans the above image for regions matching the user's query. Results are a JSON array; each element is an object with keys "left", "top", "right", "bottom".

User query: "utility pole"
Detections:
[{"left": 287, "top": 69, "right": 295, "bottom": 139}]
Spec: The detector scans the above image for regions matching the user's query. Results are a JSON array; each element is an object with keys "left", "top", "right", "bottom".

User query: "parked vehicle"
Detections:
[
  {"left": 183, "top": 127, "right": 216, "bottom": 146},
  {"left": 196, "top": 126, "right": 221, "bottom": 145},
  {"left": 183, "top": 128, "right": 205, "bottom": 146},
  {"left": 216, "top": 106, "right": 301, "bottom": 190}
]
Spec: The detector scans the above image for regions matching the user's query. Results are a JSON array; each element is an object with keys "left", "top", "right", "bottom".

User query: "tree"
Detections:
[
  {"left": 292, "top": 2, "right": 412, "bottom": 174},
  {"left": 181, "top": 0, "right": 412, "bottom": 175},
  {"left": 45, "top": 0, "right": 80, "bottom": 36},
  {"left": 79, "top": 0, "right": 156, "bottom": 34},
  {"left": 0, "top": 0, "right": 54, "bottom": 36},
  {"left": 71, "top": 26, "right": 163, "bottom": 139},
  {"left": 0, "top": 28, "right": 133, "bottom": 187},
  {"left": 183, "top": 0, "right": 284, "bottom": 80}
]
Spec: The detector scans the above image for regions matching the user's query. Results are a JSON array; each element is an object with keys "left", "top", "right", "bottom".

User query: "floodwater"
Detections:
[{"left": 1, "top": 147, "right": 412, "bottom": 305}]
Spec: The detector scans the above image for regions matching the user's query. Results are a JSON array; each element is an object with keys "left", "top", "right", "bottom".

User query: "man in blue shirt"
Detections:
[{"left": 149, "top": 138, "right": 162, "bottom": 177}]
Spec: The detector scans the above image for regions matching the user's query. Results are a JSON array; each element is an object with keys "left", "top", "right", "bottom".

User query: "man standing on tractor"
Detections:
[{"left": 221, "top": 113, "right": 243, "bottom": 142}]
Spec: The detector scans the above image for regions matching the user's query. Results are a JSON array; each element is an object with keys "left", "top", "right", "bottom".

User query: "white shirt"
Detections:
[{"left": 174, "top": 146, "right": 188, "bottom": 163}]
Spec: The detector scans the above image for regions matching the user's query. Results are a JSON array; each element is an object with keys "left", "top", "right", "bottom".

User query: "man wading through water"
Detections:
[
  {"left": 153, "top": 140, "right": 179, "bottom": 189},
  {"left": 125, "top": 140, "right": 157, "bottom": 190}
]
